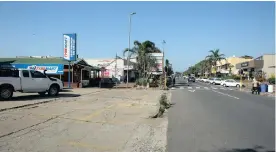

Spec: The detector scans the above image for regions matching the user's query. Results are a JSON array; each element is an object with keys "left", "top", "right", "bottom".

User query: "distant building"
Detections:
[
  {"left": 85, "top": 58, "right": 137, "bottom": 82},
  {"left": 215, "top": 55, "right": 253, "bottom": 76},
  {"left": 236, "top": 54, "right": 275, "bottom": 79}
]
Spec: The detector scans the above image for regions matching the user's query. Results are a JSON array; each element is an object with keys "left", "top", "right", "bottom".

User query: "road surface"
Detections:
[{"left": 167, "top": 78, "right": 275, "bottom": 152}]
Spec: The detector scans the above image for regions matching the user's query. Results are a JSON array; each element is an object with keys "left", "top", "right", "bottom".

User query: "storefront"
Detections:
[
  {"left": 236, "top": 54, "right": 275, "bottom": 79},
  {"left": 0, "top": 57, "right": 100, "bottom": 88}
]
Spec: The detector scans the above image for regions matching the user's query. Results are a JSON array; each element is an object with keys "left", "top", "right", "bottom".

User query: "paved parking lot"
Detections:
[{"left": 0, "top": 88, "right": 169, "bottom": 152}]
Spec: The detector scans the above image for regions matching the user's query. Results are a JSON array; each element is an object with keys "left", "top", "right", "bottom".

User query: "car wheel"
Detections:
[
  {"left": 223, "top": 84, "right": 226, "bottom": 87},
  {"left": 236, "top": 84, "right": 240, "bottom": 88},
  {"left": 0, "top": 86, "right": 13, "bottom": 100},
  {"left": 38, "top": 92, "right": 46, "bottom": 96},
  {"left": 48, "top": 84, "right": 59, "bottom": 96}
]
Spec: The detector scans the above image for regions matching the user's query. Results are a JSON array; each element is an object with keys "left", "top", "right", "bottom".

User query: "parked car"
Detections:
[
  {"left": 99, "top": 78, "right": 116, "bottom": 88},
  {"left": 202, "top": 78, "right": 208, "bottom": 83},
  {"left": 212, "top": 78, "right": 222, "bottom": 85},
  {"left": 206, "top": 78, "right": 214, "bottom": 83},
  {"left": 188, "top": 77, "right": 195, "bottom": 82},
  {"left": 0, "top": 68, "right": 63, "bottom": 100},
  {"left": 221, "top": 79, "right": 243, "bottom": 87}
]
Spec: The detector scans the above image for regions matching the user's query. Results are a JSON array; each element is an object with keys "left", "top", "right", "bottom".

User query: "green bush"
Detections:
[
  {"left": 135, "top": 78, "right": 148, "bottom": 86},
  {"left": 268, "top": 77, "right": 275, "bottom": 84},
  {"left": 222, "top": 75, "right": 240, "bottom": 80}
]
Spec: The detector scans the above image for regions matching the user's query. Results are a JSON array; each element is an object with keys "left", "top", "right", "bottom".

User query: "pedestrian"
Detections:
[
  {"left": 252, "top": 78, "right": 260, "bottom": 95},
  {"left": 173, "top": 76, "right": 176, "bottom": 87}
]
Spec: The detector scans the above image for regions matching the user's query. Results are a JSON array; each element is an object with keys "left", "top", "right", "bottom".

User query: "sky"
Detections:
[{"left": 0, "top": 1, "right": 275, "bottom": 72}]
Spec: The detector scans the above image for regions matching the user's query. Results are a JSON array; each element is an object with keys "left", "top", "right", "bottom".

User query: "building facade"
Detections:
[
  {"left": 0, "top": 56, "right": 100, "bottom": 88},
  {"left": 215, "top": 56, "right": 253, "bottom": 76},
  {"left": 236, "top": 54, "right": 275, "bottom": 79}
]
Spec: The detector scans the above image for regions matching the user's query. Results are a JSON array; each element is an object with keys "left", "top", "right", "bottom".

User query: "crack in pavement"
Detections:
[{"left": 0, "top": 110, "right": 75, "bottom": 139}]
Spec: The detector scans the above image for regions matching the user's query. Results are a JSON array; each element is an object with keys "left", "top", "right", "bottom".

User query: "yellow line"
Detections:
[
  {"left": 68, "top": 141, "right": 115, "bottom": 151},
  {"left": 80, "top": 104, "right": 116, "bottom": 121}
]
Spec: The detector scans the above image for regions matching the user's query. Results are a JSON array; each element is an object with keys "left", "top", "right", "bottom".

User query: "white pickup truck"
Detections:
[{"left": 0, "top": 68, "right": 63, "bottom": 100}]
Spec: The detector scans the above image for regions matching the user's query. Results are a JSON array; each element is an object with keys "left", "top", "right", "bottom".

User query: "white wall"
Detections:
[
  {"left": 262, "top": 54, "right": 275, "bottom": 78},
  {"left": 85, "top": 58, "right": 124, "bottom": 79}
]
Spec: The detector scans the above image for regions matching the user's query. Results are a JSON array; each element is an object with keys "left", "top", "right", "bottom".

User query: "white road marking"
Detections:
[
  {"left": 228, "top": 88, "right": 233, "bottom": 90},
  {"left": 212, "top": 90, "right": 240, "bottom": 99},
  {"left": 204, "top": 87, "right": 209, "bottom": 90},
  {"left": 220, "top": 88, "right": 226, "bottom": 90},
  {"left": 188, "top": 87, "right": 192, "bottom": 89},
  {"left": 171, "top": 87, "right": 176, "bottom": 90},
  {"left": 212, "top": 87, "right": 218, "bottom": 89},
  {"left": 180, "top": 87, "right": 184, "bottom": 89},
  {"left": 188, "top": 90, "right": 195, "bottom": 92},
  {"left": 196, "top": 87, "right": 200, "bottom": 89}
]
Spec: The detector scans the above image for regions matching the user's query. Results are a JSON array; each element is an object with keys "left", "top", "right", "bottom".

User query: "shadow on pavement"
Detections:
[
  {"left": 7, "top": 93, "right": 81, "bottom": 101},
  {"left": 200, "top": 146, "right": 275, "bottom": 152}
]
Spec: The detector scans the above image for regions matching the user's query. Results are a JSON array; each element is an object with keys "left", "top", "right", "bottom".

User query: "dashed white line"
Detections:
[
  {"left": 180, "top": 87, "right": 184, "bottom": 89},
  {"left": 196, "top": 87, "right": 200, "bottom": 89},
  {"left": 188, "top": 87, "right": 192, "bottom": 89},
  {"left": 212, "top": 89, "right": 240, "bottom": 99},
  {"left": 204, "top": 87, "right": 209, "bottom": 90}
]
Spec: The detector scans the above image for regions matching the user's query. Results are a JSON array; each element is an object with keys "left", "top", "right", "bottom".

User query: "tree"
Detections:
[
  {"left": 165, "top": 59, "right": 174, "bottom": 76},
  {"left": 205, "top": 49, "right": 225, "bottom": 76},
  {"left": 123, "top": 40, "right": 160, "bottom": 79},
  {"left": 240, "top": 55, "right": 253, "bottom": 59}
]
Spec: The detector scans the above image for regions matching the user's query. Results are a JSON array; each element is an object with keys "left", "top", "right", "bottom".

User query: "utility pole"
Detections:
[
  {"left": 127, "top": 12, "right": 136, "bottom": 88},
  {"left": 162, "top": 40, "right": 166, "bottom": 89},
  {"left": 115, "top": 53, "right": 118, "bottom": 88}
]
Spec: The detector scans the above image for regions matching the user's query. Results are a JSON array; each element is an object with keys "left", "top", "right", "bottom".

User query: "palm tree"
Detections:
[
  {"left": 206, "top": 49, "right": 225, "bottom": 76},
  {"left": 123, "top": 40, "right": 159, "bottom": 78}
]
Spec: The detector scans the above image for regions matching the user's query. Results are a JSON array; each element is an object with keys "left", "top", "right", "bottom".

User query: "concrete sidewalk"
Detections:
[
  {"left": 0, "top": 89, "right": 169, "bottom": 152},
  {"left": 0, "top": 88, "right": 106, "bottom": 112}
]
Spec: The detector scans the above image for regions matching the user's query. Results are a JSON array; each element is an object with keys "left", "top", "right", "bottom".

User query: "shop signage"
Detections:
[
  {"left": 241, "top": 62, "right": 249, "bottom": 67},
  {"left": 63, "top": 33, "right": 77, "bottom": 61},
  {"left": 0, "top": 64, "right": 64, "bottom": 74}
]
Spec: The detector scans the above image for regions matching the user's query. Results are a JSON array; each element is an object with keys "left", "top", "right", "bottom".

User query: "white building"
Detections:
[{"left": 85, "top": 58, "right": 137, "bottom": 81}]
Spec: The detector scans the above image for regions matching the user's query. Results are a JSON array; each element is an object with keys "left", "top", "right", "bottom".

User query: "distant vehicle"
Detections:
[
  {"left": 188, "top": 77, "right": 195, "bottom": 82},
  {"left": 0, "top": 68, "right": 63, "bottom": 100},
  {"left": 202, "top": 78, "right": 208, "bottom": 83},
  {"left": 221, "top": 79, "right": 243, "bottom": 87},
  {"left": 212, "top": 78, "right": 222, "bottom": 85},
  {"left": 206, "top": 78, "right": 214, "bottom": 83},
  {"left": 100, "top": 78, "right": 116, "bottom": 88}
]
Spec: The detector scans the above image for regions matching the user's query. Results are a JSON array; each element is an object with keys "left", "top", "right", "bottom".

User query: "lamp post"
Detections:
[{"left": 127, "top": 12, "right": 136, "bottom": 87}]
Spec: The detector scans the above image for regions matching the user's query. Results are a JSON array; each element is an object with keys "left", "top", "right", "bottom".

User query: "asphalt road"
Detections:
[{"left": 167, "top": 78, "right": 275, "bottom": 152}]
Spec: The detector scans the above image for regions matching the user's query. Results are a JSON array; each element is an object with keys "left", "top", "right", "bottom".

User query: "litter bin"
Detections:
[
  {"left": 260, "top": 84, "right": 268, "bottom": 92},
  {"left": 268, "top": 85, "right": 274, "bottom": 93}
]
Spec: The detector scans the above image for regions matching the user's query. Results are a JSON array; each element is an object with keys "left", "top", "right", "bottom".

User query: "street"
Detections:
[{"left": 167, "top": 78, "right": 275, "bottom": 152}]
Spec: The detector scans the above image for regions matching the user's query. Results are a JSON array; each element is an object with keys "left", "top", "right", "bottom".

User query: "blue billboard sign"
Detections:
[
  {"left": 0, "top": 64, "right": 64, "bottom": 75},
  {"left": 63, "top": 33, "right": 77, "bottom": 61}
]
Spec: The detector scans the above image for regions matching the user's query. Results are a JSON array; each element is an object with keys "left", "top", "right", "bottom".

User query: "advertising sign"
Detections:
[
  {"left": 63, "top": 33, "right": 77, "bottom": 61},
  {"left": 241, "top": 62, "right": 249, "bottom": 67},
  {"left": 0, "top": 64, "right": 64, "bottom": 75},
  {"left": 148, "top": 53, "right": 163, "bottom": 72}
]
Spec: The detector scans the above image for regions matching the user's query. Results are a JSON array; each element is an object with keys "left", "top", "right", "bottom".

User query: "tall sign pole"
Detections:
[{"left": 63, "top": 33, "right": 77, "bottom": 88}]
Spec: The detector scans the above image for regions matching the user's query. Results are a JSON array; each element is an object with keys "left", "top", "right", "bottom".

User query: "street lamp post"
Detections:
[{"left": 127, "top": 12, "right": 136, "bottom": 87}]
